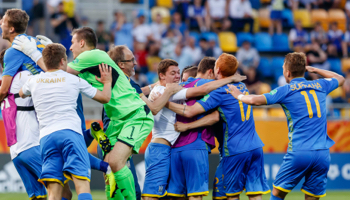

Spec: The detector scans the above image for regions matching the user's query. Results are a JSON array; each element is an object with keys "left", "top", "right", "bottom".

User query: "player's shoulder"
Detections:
[
  {"left": 4, "top": 47, "right": 21, "bottom": 58},
  {"left": 152, "top": 85, "right": 165, "bottom": 94}
]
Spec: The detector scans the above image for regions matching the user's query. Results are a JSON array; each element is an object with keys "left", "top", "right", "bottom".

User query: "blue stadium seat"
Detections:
[
  {"left": 282, "top": 9, "right": 294, "bottom": 28},
  {"left": 250, "top": 0, "right": 261, "bottom": 9},
  {"left": 237, "top": 32, "right": 254, "bottom": 47},
  {"left": 257, "top": 57, "right": 272, "bottom": 78},
  {"left": 189, "top": 31, "right": 200, "bottom": 46},
  {"left": 271, "top": 57, "right": 285, "bottom": 81},
  {"left": 328, "top": 58, "right": 342, "bottom": 74},
  {"left": 272, "top": 33, "right": 290, "bottom": 52},
  {"left": 147, "top": 72, "right": 158, "bottom": 84},
  {"left": 201, "top": 32, "right": 219, "bottom": 45},
  {"left": 254, "top": 33, "right": 272, "bottom": 52}
]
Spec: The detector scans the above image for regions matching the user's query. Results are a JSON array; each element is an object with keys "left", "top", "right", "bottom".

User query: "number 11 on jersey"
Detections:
[{"left": 300, "top": 90, "right": 321, "bottom": 118}]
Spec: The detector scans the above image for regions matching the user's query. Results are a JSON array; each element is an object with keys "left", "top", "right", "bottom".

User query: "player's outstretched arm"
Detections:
[
  {"left": 174, "top": 110, "right": 220, "bottom": 132},
  {"left": 141, "top": 81, "right": 159, "bottom": 96},
  {"left": 0, "top": 76, "right": 13, "bottom": 101},
  {"left": 306, "top": 66, "right": 345, "bottom": 86},
  {"left": 185, "top": 73, "right": 246, "bottom": 99},
  {"left": 142, "top": 83, "right": 183, "bottom": 115},
  {"left": 166, "top": 102, "right": 205, "bottom": 118},
  {"left": 228, "top": 84, "right": 267, "bottom": 106},
  {"left": 92, "top": 64, "right": 112, "bottom": 104}
]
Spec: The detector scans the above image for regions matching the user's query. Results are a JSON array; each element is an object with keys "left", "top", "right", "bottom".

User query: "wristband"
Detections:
[
  {"left": 237, "top": 94, "right": 244, "bottom": 101},
  {"left": 148, "top": 84, "right": 153, "bottom": 91},
  {"left": 31, "top": 50, "right": 43, "bottom": 63}
]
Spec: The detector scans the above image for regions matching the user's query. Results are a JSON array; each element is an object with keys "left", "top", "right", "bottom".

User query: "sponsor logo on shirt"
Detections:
[{"left": 270, "top": 89, "right": 277, "bottom": 95}]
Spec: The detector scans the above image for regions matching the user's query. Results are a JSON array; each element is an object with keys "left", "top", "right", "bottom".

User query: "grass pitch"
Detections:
[{"left": 1, "top": 190, "right": 350, "bottom": 200}]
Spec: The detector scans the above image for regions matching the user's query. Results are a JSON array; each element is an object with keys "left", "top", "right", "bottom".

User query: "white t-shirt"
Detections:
[
  {"left": 132, "top": 24, "right": 152, "bottom": 43},
  {"left": 207, "top": 0, "right": 226, "bottom": 19},
  {"left": 9, "top": 71, "right": 40, "bottom": 160},
  {"left": 22, "top": 70, "right": 97, "bottom": 139},
  {"left": 182, "top": 46, "right": 202, "bottom": 64},
  {"left": 149, "top": 85, "right": 188, "bottom": 145},
  {"left": 229, "top": 0, "right": 253, "bottom": 18},
  {"left": 150, "top": 22, "right": 167, "bottom": 41}
]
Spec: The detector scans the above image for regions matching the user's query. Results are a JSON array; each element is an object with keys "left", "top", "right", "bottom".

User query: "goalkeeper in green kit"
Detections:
[
  {"left": 14, "top": 27, "right": 153, "bottom": 199},
  {"left": 67, "top": 27, "right": 154, "bottom": 199}
]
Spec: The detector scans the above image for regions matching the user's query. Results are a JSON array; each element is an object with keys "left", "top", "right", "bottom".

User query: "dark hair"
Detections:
[
  {"left": 5, "top": 9, "right": 29, "bottom": 34},
  {"left": 42, "top": 43, "right": 67, "bottom": 70},
  {"left": 0, "top": 48, "right": 8, "bottom": 69},
  {"left": 182, "top": 66, "right": 198, "bottom": 80},
  {"left": 284, "top": 52, "right": 306, "bottom": 77},
  {"left": 108, "top": 45, "right": 128, "bottom": 65},
  {"left": 97, "top": 20, "right": 104, "bottom": 25},
  {"left": 158, "top": 59, "right": 178, "bottom": 78},
  {"left": 197, "top": 57, "right": 216, "bottom": 74},
  {"left": 72, "top": 27, "right": 97, "bottom": 48}
]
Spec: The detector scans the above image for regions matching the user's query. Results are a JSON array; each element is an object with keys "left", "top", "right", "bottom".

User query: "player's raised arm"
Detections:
[
  {"left": 174, "top": 110, "right": 220, "bottom": 132},
  {"left": 91, "top": 63, "right": 112, "bottom": 104},
  {"left": 228, "top": 84, "right": 267, "bottom": 106},
  {"left": 306, "top": 66, "right": 345, "bottom": 86}
]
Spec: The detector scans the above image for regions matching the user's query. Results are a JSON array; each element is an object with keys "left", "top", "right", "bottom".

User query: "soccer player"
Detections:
[
  {"left": 165, "top": 53, "right": 270, "bottom": 200},
  {"left": 66, "top": 27, "right": 154, "bottom": 199},
  {"left": 181, "top": 65, "right": 198, "bottom": 82},
  {"left": 19, "top": 43, "right": 112, "bottom": 200},
  {"left": 143, "top": 59, "right": 246, "bottom": 200},
  {"left": 228, "top": 52, "right": 345, "bottom": 200}
]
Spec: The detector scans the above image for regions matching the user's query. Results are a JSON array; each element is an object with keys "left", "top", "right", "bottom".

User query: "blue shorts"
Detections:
[
  {"left": 12, "top": 146, "right": 47, "bottom": 199},
  {"left": 270, "top": 10, "right": 283, "bottom": 20},
  {"left": 273, "top": 149, "right": 330, "bottom": 198},
  {"left": 167, "top": 149, "right": 209, "bottom": 197},
  {"left": 142, "top": 143, "right": 170, "bottom": 198},
  {"left": 213, "top": 158, "right": 226, "bottom": 199},
  {"left": 39, "top": 129, "right": 91, "bottom": 187},
  {"left": 222, "top": 148, "right": 270, "bottom": 197}
]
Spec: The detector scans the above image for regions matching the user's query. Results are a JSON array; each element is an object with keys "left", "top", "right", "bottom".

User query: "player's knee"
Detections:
[
  {"left": 188, "top": 195, "right": 203, "bottom": 200},
  {"left": 304, "top": 194, "right": 319, "bottom": 200},
  {"left": 227, "top": 195, "right": 240, "bottom": 200},
  {"left": 62, "top": 185, "right": 73, "bottom": 200},
  {"left": 248, "top": 194, "right": 262, "bottom": 200},
  {"left": 272, "top": 188, "right": 287, "bottom": 199}
]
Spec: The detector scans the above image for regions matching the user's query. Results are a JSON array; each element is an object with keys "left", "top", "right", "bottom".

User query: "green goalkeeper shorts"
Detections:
[{"left": 106, "top": 105, "right": 154, "bottom": 154}]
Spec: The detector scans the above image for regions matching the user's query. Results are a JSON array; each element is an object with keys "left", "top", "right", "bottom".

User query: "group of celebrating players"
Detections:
[{"left": 0, "top": 8, "right": 345, "bottom": 200}]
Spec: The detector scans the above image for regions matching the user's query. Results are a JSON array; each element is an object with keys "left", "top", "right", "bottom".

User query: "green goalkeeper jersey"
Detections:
[{"left": 68, "top": 49, "right": 146, "bottom": 121}]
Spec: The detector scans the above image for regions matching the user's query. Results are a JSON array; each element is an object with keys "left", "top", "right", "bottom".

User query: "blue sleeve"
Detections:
[
  {"left": 197, "top": 89, "right": 224, "bottom": 111},
  {"left": 2, "top": 49, "right": 23, "bottom": 77},
  {"left": 102, "top": 108, "right": 110, "bottom": 132},
  {"left": 263, "top": 86, "right": 289, "bottom": 105},
  {"left": 130, "top": 79, "right": 143, "bottom": 94},
  {"left": 318, "top": 78, "right": 339, "bottom": 95},
  {"left": 76, "top": 94, "right": 86, "bottom": 130}
]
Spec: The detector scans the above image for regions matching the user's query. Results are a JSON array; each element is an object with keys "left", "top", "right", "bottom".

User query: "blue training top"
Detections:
[
  {"left": 263, "top": 77, "right": 338, "bottom": 152},
  {"left": 2, "top": 34, "right": 44, "bottom": 77},
  {"left": 198, "top": 82, "right": 264, "bottom": 157}
]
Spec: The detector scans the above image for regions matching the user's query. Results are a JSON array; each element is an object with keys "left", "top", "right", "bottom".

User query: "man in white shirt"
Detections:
[
  {"left": 19, "top": 43, "right": 112, "bottom": 200},
  {"left": 228, "top": 0, "right": 254, "bottom": 33},
  {"left": 142, "top": 58, "right": 246, "bottom": 199}
]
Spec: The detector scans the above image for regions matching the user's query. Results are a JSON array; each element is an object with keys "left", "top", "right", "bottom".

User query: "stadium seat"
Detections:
[
  {"left": 253, "top": 108, "right": 267, "bottom": 118},
  {"left": 271, "top": 57, "right": 285, "bottom": 81},
  {"left": 311, "top": 9, "right": 329, "bottom": 31},
  {"left": 259, "top": 83, "right": 271, "bottom": 94},
  {"left": 257, "top": 57, "right": 272, "bottom": 78},
  {"left": 282, "top": 9, "right": 294, "bottom": 28},
  {"left": 218, "top": 32, "right": 238, "bottom": 52},
  {"left": 341, "top": 58, "right": 350, "bottom": 72},
  {"left": 272, "top": 33, "right": 290, "bottom": 52},
  {"left": 157, "top": 0, "right": 173, "bottom": 8},
  {"left": 328, "top": 58, "right": 342, "bottom": 74},
  {"left": 328, "top": 9, "right": 347, "bottom": 32},
  {"left": 258, "top": 8, "right": 271, "bottom": 28},
  {"left": 237, "top": 32, "right": 254, "bottom": 47},
  {"left": 146, "top": 72, "right": 158, "bottom": 84},
  {"left": 151, "top": 6, "right": 171, "bottom": 25},
  {"left": 293, "top": 9, "right": 313, "bottom": 28},
  {"left": 329, "top": 87, "right": 343, "bottom": 99},
  {"left": 341, "top": 108, "right": 350, "bottom": 118},
  {"left": 254, "top": 32, "right": 272, "bottom": 52},
  {"left": 189, "top": 31, "right": 200, "bottom": 45},
  {"left": 268, "top": 108, "right": 285, "bottom": 118},
  {"left": 260, "top": 0, "right": 271, "bottom": 3},
  {"left": 201, "top": 32, "right": 219, "bottom": 45}
]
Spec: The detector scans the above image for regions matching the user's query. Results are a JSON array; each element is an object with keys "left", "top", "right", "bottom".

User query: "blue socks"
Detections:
[
  {"left": 100, "top": 160, "right": 109, "bottom": 173},
  {"left": 83, "top": 129, "right": 94, "bottom": 147},
  {"left": 62, "top": 198, "right": 68, "bottom": 200},
  {"left": 89, "top": 153, "right": 109, "bottom": 173},
  {"left": 78, "top": 193, "right": 92, "bottom": 200},
  {"left": 270, "top": 194, "right": 283, "bottom": 200}
]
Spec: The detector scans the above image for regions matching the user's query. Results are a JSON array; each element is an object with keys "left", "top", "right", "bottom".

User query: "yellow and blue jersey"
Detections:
[
  {"left": 263, "top": 77, "right": 338, "bottom": 152},
  {"left": 197, "top": 82, "right": 264, "bottom": 157},
  {"left": 2, "top": 34, "right": 44, "bottom": 77}
]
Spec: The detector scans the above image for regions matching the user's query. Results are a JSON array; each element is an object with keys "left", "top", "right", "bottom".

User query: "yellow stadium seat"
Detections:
[
  {"left": 157, "top": 0, "right": 173, "bottom": 8},
  {"left": 151, "top": 7, "right": 171, "bottom": 25},
  {"left": 253, "top": 108, "right": 267, "bottom": 118},
  {"left": 293, "top": 9, "right": 313, "bottom": 28},
  {"left": 252, "top": 9, "right": 260, "bottom": 33},
  {"left": 311, "top": 9, "right": 329, "bottom": 31},
  {"left": 328, "top": 9, "right": 346, "bottom": 32},
  {"left": 258, "top": 8, "right": 271, "bottom": 28},
  {"left": 329, "top": 87, "right": 343, "bottom": 99},
  {"left": 218, "top": 32, "right": 238, "bottom": 52},
  {"left": 341, "top": 108, "right": 350, "bottom": 118},
  {"left": 268, "top": 108, "right": 285, "bottom": 118},
  {"left": 341, "top": 58, "right": 350, "bottom": 72},
  {"left": 259, "top": 83, "right": 271, "bottom": 95}
]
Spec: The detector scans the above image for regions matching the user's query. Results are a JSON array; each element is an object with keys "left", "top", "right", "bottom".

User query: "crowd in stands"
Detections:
[{"left": 0, "top": 0, "right": 349, "bottom": 116}]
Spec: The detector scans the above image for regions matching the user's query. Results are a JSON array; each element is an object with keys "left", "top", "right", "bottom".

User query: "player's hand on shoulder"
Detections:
[
  {"left": 174, "top": 122, "right": 188, "bottom": 132},
  {"left": 95, "top": 63, "right": 112, "bottom": 85},
  {"left": 36, "top": 35, "right": 53, "bottom": 46},
  {"left": 165, "top": 83, "right": 183, "bottom": 95},
  {"left": 149, "top": 91, "right": 161, "bottom": 102},
  {"left": 229, "top": 72, "right": 247, "bottom": 83},
  {"left": 13, "top": 35, "right": 42, "bottom": 62},
  {"left": 227, "top": 84, "right": 243, "bottom": 99}
]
